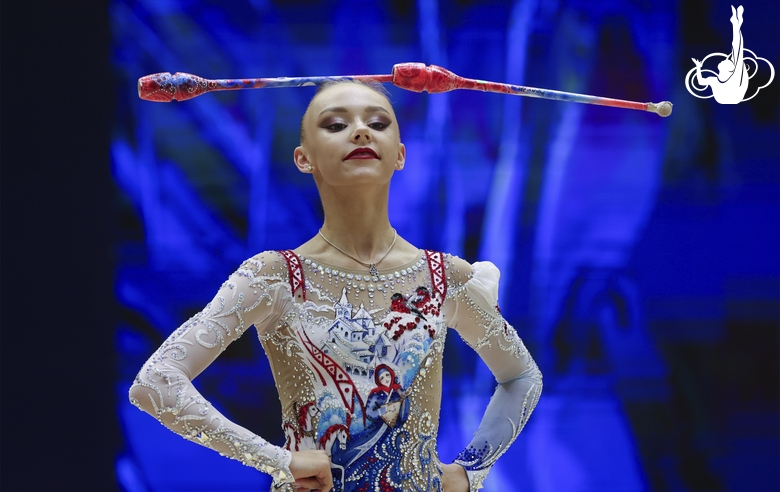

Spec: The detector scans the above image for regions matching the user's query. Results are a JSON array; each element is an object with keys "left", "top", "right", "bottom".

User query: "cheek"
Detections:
[{"left": 316, "top": 135, "right": 344, "bottom": 156}]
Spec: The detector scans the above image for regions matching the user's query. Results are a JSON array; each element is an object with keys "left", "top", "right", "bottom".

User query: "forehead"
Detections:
[{"left": 307, "top": 83, "right": 395, "bottom": 118}]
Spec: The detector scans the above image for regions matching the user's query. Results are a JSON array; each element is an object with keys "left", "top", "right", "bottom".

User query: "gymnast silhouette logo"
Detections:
[{"left": 685, "top": 5, "right": 774, "bottom": 104}]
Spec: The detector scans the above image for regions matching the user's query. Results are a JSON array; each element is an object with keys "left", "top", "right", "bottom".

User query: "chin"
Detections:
[{"left": 337, "top": 170, "right": 393, "bottom": 187}]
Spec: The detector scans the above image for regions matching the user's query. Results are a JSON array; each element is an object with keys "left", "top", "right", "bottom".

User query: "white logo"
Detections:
[{"left": 685, "top": 5, "right": 774, "bottom": 104}]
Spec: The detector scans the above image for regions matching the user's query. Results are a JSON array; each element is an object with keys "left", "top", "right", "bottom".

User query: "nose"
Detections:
[{"left": 352, "top": 120, "right": 372, "bottom": 142}]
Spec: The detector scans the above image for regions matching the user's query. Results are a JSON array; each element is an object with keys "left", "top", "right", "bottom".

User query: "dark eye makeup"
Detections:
[
  {"left": 320, "top": 119, "right": 392, "bottom": 132},
  {"left": 323, "top": 122, "right": 348, "bottom": 131}
]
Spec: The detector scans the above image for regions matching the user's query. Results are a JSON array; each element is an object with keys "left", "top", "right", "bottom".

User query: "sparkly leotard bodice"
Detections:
[{"left": 129, "top": 249, "right": 542, "bottom": 491}]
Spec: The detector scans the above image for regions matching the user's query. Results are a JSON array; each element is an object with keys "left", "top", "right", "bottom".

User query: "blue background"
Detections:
[{"left": 110, "top": 1, "right": 778, "bottom": 491}]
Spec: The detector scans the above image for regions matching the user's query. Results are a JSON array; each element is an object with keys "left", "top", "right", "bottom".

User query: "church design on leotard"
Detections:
[
  {"left": 322, "top": 289, "right": 396, "bottom": 378},
  {"left": 129, "top": 248, "right": 542, "bottom": 491}
]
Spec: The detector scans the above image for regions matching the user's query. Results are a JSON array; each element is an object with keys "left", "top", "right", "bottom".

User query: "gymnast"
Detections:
[
  {"left": 129, "top": 79, "right": 543, "bottom": 492},
  {"left": 692, "top": 5, "right": 748, "bottom": 104}
]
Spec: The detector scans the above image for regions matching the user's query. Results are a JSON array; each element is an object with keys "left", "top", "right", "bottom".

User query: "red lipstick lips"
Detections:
[{"left": 345, "top": 148, "right": 379, "bottom": 160}]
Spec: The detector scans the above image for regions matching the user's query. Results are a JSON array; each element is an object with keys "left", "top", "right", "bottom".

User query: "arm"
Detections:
[
  {"left": 128, "top": 251, "right": 296, "bottom": 486},
  {"left": 443, "top": 258, "right": 543, "bottom": 491},
  {"left": 692, "top": 59, "right": 710, "bottom": 87}
]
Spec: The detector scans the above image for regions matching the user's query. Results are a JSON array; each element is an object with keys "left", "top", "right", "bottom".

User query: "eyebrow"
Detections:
[{"left": 318, "top": 106, "right": 390, "bottom": 117}]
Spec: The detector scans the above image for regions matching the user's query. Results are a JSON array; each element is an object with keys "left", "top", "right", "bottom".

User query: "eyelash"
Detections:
[{"left": 325, "top": 122, "right": 389, "bottom": 132}]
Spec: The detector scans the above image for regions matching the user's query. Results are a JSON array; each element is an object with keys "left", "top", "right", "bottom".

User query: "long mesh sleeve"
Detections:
[
  {"left": 443, "top": 259, "right": 543, "bottom": 491},
  {"left": 128, "top": 251, "right": 296, "bottom": 486}
]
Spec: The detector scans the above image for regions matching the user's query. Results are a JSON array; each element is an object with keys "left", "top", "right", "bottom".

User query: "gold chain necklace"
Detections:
[{"left": 318, "top": 229, "right": 397, "bottom": 277}]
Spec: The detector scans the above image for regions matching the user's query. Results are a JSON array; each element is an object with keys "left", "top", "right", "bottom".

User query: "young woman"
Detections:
[{"left": 129, "top": 80, "right": 543, "bottom": 492}]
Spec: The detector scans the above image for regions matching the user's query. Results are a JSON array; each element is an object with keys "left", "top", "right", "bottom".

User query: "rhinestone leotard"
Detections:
[{"left": 129, "top": 249, "right": 542, "bottom": 491}]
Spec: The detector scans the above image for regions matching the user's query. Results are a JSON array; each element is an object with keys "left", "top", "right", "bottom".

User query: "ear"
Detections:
[
  {"left": 294, "top": 146, "right": 313, "bottom": 173},
  {"left": 395, "top": 142, "right": 406, "bottom": 170}
]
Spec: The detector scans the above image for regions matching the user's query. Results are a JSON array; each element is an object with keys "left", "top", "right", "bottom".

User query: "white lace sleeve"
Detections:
[
  {"left": 443, "top": 259, "right": 543, "bottom": 491},
  {"left": 128, "top": 251, "right": 296, "bottom": 486}
]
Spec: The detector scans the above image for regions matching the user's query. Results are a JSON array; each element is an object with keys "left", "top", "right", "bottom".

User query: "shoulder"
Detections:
[
  {"left": 231, "top": 251, "right": 296, "bottom": 305},
  {"left": 444, "top": 254, "right": 472, "bottom": 273},
  {"left": 441, "top": 254, "right": 473, "bottom": 292},
  {"left": 229, "top": 252, "right": 297, "bottom": 330},
  {"left": 236, "top": 250, "right": 291, "bottom": 282},
  {"left": 441, "top": 254, "right": 502, "bottom": 295}
]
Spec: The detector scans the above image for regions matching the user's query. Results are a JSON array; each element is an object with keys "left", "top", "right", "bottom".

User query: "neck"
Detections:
[{"left": 318, "top": 184, "right": 394, "bottom": 262}]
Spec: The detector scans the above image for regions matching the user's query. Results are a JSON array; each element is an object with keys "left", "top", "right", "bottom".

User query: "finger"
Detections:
[
  {"left": 293, "top": 477, "right": 323, "bottom": 489},
  {"left": 317, "top": 467, "right": 334, "bottom": 492}
]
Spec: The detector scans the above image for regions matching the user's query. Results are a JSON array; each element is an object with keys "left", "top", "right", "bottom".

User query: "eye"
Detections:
[
  {"left": 325, "top": 122, "right": 348, "bottom": 132},
  {"left": 369, "top": 121, "right": 389, "bottom": 130}
]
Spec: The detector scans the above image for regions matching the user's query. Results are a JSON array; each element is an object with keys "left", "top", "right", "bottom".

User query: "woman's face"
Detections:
[
  {"left": 295, "top": 84, "right": 406, "bottom": 187},
  {"left": 379, "top": 369, "right": 392, "bottom": 387}
]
